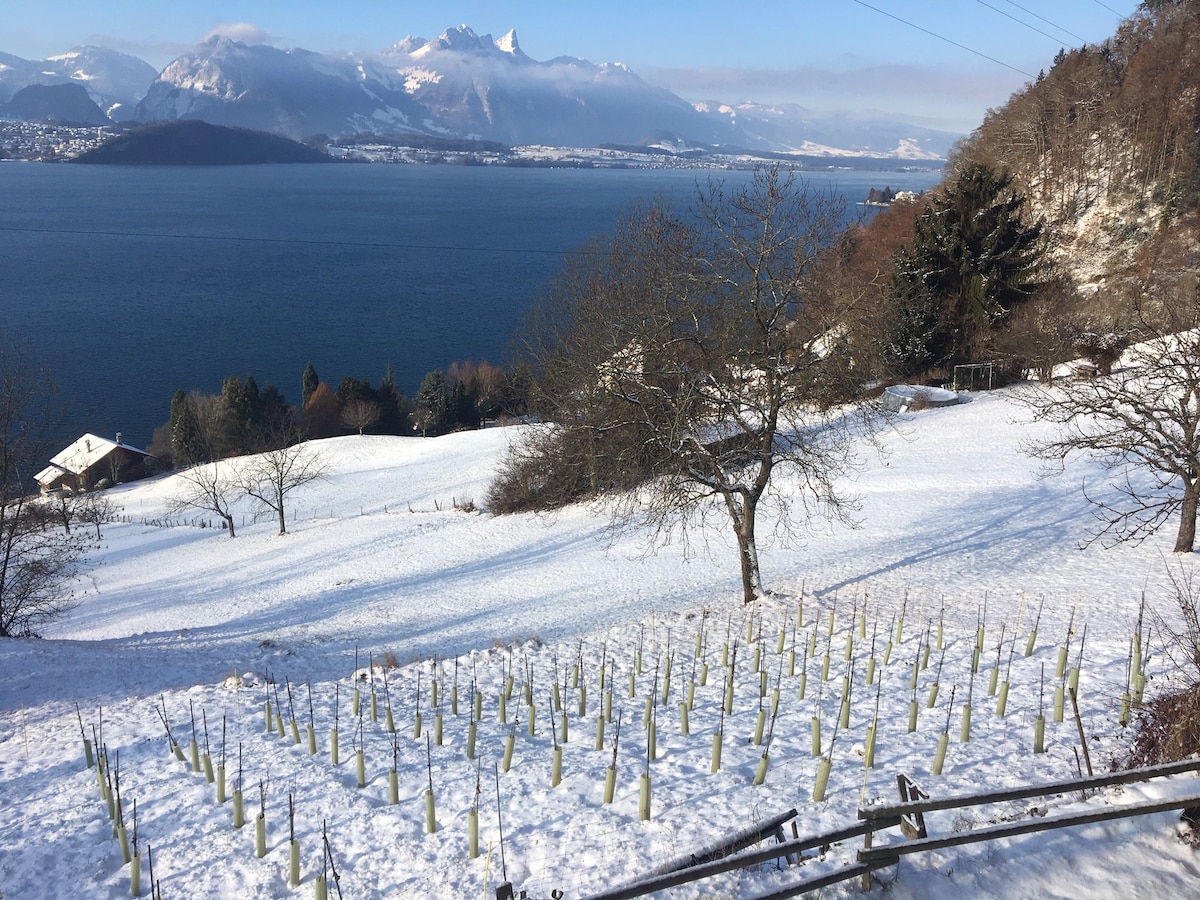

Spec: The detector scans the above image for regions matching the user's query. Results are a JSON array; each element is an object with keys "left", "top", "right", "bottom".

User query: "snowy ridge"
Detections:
[{"left": 1, "top": 389, "right": 1196, "bottom": 897}]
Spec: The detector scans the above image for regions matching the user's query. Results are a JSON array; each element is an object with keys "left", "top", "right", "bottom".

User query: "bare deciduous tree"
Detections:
[
  {"left": 1023, "top": 293, "right": 1200, "bottom": 553},
  {"left": 170, "top": 460, "right": 241, "bottom": 538},
  {"left": 241, "top": 415, "right": 327, "bottom": 535},
  {"left": 76, "top": 493, "right": 117, "bottom": 540},
  {"left": 0, "top": 345, "right": 84, "bottom": 636},
  {"left": 340, "top": 397, "right": 381, "bottom": 436},
  {"left": 496, "top": 167, "right": 879, "bottom": 604}
]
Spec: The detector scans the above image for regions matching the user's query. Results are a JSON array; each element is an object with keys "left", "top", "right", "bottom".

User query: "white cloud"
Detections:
[
  {"left": 640, "top": 62, "right": 1028, "bottom": 134},
  {"left": 203, "top": 22, "right": 276, "bottom": 47}
]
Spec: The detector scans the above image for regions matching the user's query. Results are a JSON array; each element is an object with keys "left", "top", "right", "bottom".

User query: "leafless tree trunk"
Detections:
[
  {"left": 340, "top": 397, "right": 381, "bottom": 436},
  {"left": 1022, "top": 291, "right": 1200, "bottom": 553},
  {"left": 74, "top": 493, "right": 117, "bottom": 540},
  {"left": 241, "top": 414, "right": 327, "bottom": 535},
  {"left": 500, "top": 167, "right": 879, "bottom": 604},
  {"left": 170, "top": 461, "right": 240, "bottom": 538}
]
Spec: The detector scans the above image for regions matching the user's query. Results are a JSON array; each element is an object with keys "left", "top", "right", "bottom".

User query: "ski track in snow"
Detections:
[{"left": 2, "top": 388, "right": 1199, "bottom": 899}]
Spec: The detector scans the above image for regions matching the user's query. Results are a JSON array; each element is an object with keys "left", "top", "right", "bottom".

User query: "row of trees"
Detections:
[{"left": 153, "top": 359, "right": 530, "bottom": 468}]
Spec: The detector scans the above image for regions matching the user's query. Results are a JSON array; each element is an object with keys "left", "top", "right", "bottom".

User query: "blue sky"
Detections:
[{"left": 5, "top": 0, "right": 1141, "bottom": 132}]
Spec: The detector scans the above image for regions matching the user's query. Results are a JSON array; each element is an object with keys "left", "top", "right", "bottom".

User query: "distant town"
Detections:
[{"left": 0, "top": 120, "right": 942, "bottom": 173}]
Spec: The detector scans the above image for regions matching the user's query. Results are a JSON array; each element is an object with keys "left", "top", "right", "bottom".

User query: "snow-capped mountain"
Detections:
[
  {"left": 1, "top": 26, "right": 957, "bottom": 158},
  {"left": 0, "top": 46, "right": 157, "bottom": 120},
  {"left": 135, "top": 26, "right": 729, "bottom": 148}
]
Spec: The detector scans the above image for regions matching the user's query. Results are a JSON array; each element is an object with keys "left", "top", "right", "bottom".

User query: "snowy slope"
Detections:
[{"left": 2, "top": 388, "right": 1198, "bottom": 899}]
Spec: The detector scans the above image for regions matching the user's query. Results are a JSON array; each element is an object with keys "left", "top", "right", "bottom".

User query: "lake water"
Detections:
[{"left": 0, "top": 163, "right": 942, "bottom": 448}]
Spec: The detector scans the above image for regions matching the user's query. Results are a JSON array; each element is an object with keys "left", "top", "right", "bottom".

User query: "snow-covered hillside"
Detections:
[{"left": 2, "top": 388, "right": 1198, "bottom": 898}]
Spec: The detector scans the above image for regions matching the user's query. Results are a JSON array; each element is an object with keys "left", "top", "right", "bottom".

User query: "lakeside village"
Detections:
[{"left": 0, "top": 119, "right": 939, "bottom": 177}]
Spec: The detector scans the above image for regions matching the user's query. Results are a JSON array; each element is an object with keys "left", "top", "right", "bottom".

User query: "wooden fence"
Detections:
[{"left": 573, "top": 757, "right": 1200, "bottom": 900}]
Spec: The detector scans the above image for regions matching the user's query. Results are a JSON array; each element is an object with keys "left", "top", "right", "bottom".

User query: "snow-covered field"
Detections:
[{"left": 3, "top": 387, "right": 1199, "bottom": 899}]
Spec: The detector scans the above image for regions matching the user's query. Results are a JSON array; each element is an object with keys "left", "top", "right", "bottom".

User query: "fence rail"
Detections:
[
  {"left": 572, "top": 758, "right": 1200, "bottom": 900},
  {"left": 858, "top": 756, "right": 1200, "bottom": 823}
]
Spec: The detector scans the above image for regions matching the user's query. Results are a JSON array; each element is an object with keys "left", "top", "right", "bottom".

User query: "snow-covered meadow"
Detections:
[{"left": 2, "top": 387, "right": 1199, "bottom": 899}]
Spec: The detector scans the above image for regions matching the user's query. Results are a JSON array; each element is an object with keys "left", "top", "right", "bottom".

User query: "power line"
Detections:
[
  {"left": 974, "top": 0, "right": 1075, "bottom": 45},
  {"left": 1002, "top": 0, "right": 1087, "bottom": 43},
  {"left": 1090, "top": 0, "right": 1126, "bottom": 18},
  {"left": 849, "top": 0, "right": 1037, "bottom": 78}
]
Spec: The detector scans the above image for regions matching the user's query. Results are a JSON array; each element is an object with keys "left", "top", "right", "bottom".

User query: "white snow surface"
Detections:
[{"left": 3, "top": 388, "right": 1200, "bottom": 899}]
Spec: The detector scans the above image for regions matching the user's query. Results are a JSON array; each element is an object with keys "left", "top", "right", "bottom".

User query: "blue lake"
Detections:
[{"left": 0, "top": 163, "right": 942, "bottom": 448}]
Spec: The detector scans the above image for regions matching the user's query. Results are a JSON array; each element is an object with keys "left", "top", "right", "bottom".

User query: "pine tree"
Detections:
[
  {"left": 414, "top": 371, "right": 449, "bottom": 437},
  {"left": 169, "top": 389, "right": 207, "bottom": 468},
  {"left": 883, "top": 163, "right": 1044, "bottom": 377},
  {"left": 301, "top": 362, "right": 319, "bottom": 410}
]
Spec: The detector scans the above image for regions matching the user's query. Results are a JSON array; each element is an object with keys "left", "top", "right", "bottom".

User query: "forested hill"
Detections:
[
  {"left": 951, "top": 0, "right": 1199, "bottom": 293},
  {"left": 70, "top": 120, "right": 332, "bottom": 165}
]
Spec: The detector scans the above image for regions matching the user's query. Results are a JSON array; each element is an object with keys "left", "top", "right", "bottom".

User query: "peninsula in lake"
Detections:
[{"left": 70, "top": 120, "right": 331, "bottom": 165}]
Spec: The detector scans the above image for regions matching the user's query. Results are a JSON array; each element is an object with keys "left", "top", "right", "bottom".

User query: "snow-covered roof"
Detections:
[
  {"left": 33, "top": 463, "right": 71, "bottom": 487},
  {"left": 38, "top": 432, "right": 150, "bottom": 484}
]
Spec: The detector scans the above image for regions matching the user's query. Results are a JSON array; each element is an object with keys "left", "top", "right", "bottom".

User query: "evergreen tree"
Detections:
[
  {"left": 376, "top": 365, "right": 408, "bottom": 434},
  {"left": 301, "top": 362, "right": 319, "bottom": 410},
  {"left": 413, "top": 371, "right": 449, "bottom": 437},
  {"left": 169, "top": 389, "right": 207, "bottom": 467},
  {"left": 883, "top": 163, "right": 1044, "bottom": 377},
  {"left": 217, "top": 375, "right": 255, "bottom": 455}
]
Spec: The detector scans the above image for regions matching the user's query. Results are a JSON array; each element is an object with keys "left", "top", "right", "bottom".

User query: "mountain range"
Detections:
[{"left": 0, "top": 26, "right": 957, "bottom": 160}]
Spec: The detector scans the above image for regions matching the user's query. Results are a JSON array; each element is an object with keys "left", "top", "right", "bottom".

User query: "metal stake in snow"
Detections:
[
  {"left": 997, "top": 626, "right": 1018, "bottom": 717},
  {"left": 188, "top": 700, "right": 200, "bottom": 772},
  {"left": 323, "top": 819, "right": 343, "bottom": 900},
  {"left": 287, "top": 792, "right": 300, "bottom": 888},
  {"left": 201, "top": 709, "right": 214, "bottom": 783},
  {"left": 425, "top": 733, "right": 437, "bottom": 833},
  {"left": 216, "top": 714, "right": 227, "bottom": 803},
  {"left": 332, "top": 683, "right": 340, "bottom": 766},
  {"left": 1026, "top": 594, "right": 1045, "bottom": 657},
  {"left": 932, "top": 684, "right": 956, "bottom": 775},
  {"left": 76, "top": 702, "right": 94, "bottom": 769},
  {"left": 494, "top": 763, "right": 510, "bottom": 887},
  {"left": 1035, "top": 663, "right": 1047, "bottom": 753},
  {"left": 154, "top": 696, "right": 184, "bottom": 762}
]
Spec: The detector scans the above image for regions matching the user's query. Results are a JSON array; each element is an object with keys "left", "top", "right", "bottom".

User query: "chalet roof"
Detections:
[{"left": 34, "top": 433, "right": 151, "bottom": 487}]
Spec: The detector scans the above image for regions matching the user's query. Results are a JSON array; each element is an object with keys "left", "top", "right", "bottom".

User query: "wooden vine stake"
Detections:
[
  {"left": 352, "top": 645, "right": 360, "bottom": 717},
  {"left": 389, "top": 732, "right": 400, "bottom": 805},
  {"left": 216, "top": 715, "right": 227, "bottom": 804},
  {"left": 424, "top": 734, "right": 437, "bottom": 834},
  {"left": 549, "top": 696, "right": 563, "bottom": 788},
  {"left": 1034, "top": 664, "right": 1047, "bottom": 754},
  {"left": 932, "top": 685, "right": 955, "bottom": 775},
  {"left": 1025, "top": 595, "right": 1044, "bottom": 657},
  {"left": 286, "top": 678, "right": 301, "bottom": 745},
  {"left": 273, "top": 682, "right": 287, "bottom": 739},
  {"left": 201, "top": 709, "right": 215, "bottom": 784},
  {"left": 76, "top": 703, "right": 94, "bottom": 769},
  {"left": 255, "top": 779, "right": 268, "bottom": 858},
  {"left": 468, "top": 759, "right": 482, "bottom": 859},
  {"left": 129, "top": 799, "right": 141, "bottom": 897},
  {"left": 155, "top": 696, "right": 185, "bottom": 762},
  {"left": 997, "top": 627, "right": 1017, "bottom": 718},
  {"left": 307, "top": 683, "right": 318, "bottom": 755},
  {"left": 331, "top": 683, "right": 340, "bottom": 766},
  {"left": 232, "top": 743, "right": 245, "bottom": 829},
  {"left": 988, "top": 622, "right": 1005, "bottom": 697},
  {"left": 288, "top": 792, "right": 300, "bottom": 888},
  {"left": 604, "top": 710, "right": 622, "bottom": 803}
]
